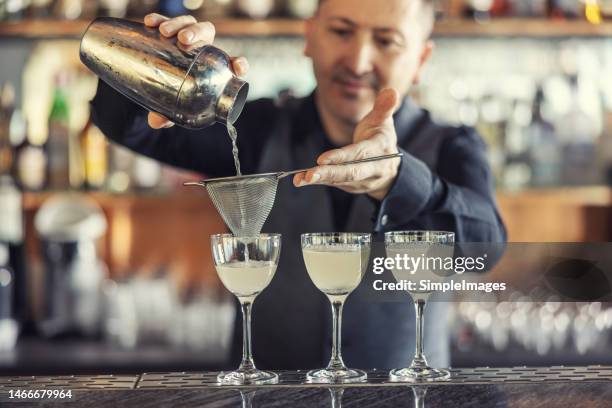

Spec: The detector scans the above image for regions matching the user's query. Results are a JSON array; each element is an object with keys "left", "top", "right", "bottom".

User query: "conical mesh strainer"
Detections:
[{"left": 185, "top": 152, "right": 402, "bottom": 237}]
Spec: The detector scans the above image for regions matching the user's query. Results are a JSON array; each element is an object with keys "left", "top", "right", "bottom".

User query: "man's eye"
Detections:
[
  {"left": 376, "top": 37, "right": 394, "bottom": 48},
  {"left": 331, "top": 28, "right": 351, "bottom": 37}
]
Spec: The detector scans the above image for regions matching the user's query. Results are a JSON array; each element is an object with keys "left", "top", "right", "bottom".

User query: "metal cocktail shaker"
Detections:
[{"left": 79, "top": 17, "right": 249, "bottom": 128}]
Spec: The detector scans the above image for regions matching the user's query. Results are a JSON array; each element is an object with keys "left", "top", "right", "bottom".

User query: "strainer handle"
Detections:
[{"left": 278, "top": 152, "right": 403, "bottom": 179}]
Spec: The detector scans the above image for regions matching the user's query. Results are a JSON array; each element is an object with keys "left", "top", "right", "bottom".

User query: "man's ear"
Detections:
[
  {"left": 303, "top": 16, "right": 316, "bottom": 58},
  {"left": 412, "top": 40, "right": 434, "bottom": 85}
]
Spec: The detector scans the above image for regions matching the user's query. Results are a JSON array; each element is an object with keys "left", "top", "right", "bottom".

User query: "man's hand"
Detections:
[
  {"left": 143, "top": 13, "right": 249, "bottom": 129},
  {"left": 294, "top": 88, "right": 402, "bottom": 201}
]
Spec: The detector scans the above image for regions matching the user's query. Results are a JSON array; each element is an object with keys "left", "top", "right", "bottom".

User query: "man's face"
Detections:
[{"left": 304, "top": 0, "right": 433, "bottom": 126}]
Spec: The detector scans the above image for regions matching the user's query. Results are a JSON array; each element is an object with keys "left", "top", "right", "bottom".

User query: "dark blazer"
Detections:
[{"left": 91, "top": 81, "right": 507, "bottom": 370}]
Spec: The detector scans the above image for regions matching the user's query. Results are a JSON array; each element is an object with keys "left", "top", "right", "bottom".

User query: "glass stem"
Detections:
[
  {"left": 329, "top": 388, "right": 344, "bottom": 408},
  {"left": 411, "top": 299, "right": 428, "bottom": 369},
  {"left": 328, "top": 299, "right": 346, "bottom": 370},
  {"left": 239, "top": 300, "right": 256, "bottom": 371}
]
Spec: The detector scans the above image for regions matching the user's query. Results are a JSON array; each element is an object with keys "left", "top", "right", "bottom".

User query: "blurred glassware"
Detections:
[
  {"left": 34, "top": 194, "right": 108, "bottom": 338},
  {"left": 79, "top": 119, "right": 108, "bottom": 190},
  {"left": 527, "top": 86, "right": 561, "bottom": 186},
  {"left": 158, "top": 0, "right": 186, "bottom": 17},
  {"left": 98, "top": 0, "right": 129, "bottom": 17},
  {"left": 0, "top": 242, "right": 18, "bottom": 351},
  {"left": 0, "top": 175, "right": 26, "bottom": 326},
  {"left": 102, "top": 274, "right": 234, "bottom": 361},
  {"left": 52, "top": 0, "right": 85, "bottom": 19},
  {"left": 453, "top": 291, "right": 612, "bottom": 357},
  {"left": 47, "top": 73, "right": 71, "bottom": 190},
  {"left": 285, "top": 0, "right": 318, "bottom": 18},
  {"left": 192, "top": 0, "right": 233, "bottom": 19},
  {"left": 127, "top": 0, "right": 158, "bottom": 17},
  {"left": 236, "top": 0, "right": 274, "bottom": 19},
  {"left": 132, "top": 155, "right": 162, "bottom": 190}
]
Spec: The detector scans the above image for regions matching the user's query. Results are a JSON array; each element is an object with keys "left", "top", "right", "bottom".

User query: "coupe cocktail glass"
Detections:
[
  {"left": 211, "top": 233, "right": 281, "bottom": 385},
  {"left": 385, "top": 231, "right": 455, "bottom": 382},
  {"left": 301, "top": 232, "right": 371, "bottom": 383}
]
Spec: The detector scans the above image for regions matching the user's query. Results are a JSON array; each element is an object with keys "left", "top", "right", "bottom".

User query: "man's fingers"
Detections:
[
  {"left": 317, "top": 139, "right": 379, "bottom": 165},
  {"left": 230, "top": 57, "right": 250, "bottom": 77},
  {"left": 148, "top": 112, "right": 174, "bottom": 129},
  {"left": 159, "top": 15, "right": 197, "bottom": 37},
  {"left": 144, "top": 13, "right": 169, "bottom": 27},
  {"left": 293, "top": 172, "right": 306, "bottom": 187},
  {"left": 299, "top": 163, "right": 379, "bottom": 186},
  {"left": 362, "top": 88, "right": 399, "bottom": 126},
  {"left": 178, "top": 21, "right": 215, "bottom": 45}
]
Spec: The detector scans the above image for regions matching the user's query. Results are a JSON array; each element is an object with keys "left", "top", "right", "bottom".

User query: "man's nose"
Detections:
[{"left": 343, "top": 35, "right": 375, "bottom": 76}]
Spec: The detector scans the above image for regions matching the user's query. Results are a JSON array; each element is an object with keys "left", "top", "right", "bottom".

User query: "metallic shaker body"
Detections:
[{"left": 80, "top": 17, "right": 249, "bottom": 128}]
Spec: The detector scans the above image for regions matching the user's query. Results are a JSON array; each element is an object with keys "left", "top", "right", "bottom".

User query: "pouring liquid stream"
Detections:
[
  {"left": 226, "top": 123, "right": 249, "bottom": 249},
  {"left": 227, "top": 123, "right": 241, "bottom": 176}
]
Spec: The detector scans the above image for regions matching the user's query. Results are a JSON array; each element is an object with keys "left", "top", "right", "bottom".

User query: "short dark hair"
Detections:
[{"left": 317, "top": 0, "right": 435, "bottom": 37}]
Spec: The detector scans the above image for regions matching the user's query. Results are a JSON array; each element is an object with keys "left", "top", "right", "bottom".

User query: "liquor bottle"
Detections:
[
  {"left": 47, "top": 73, "right": 71, "bottom": 190},
  {"left": 0, "top": 242, "right": 19, "bottom": 351},
  {"left": 601, "top": 0, "right": 612, "bottom": 17},
  {"left": 79, "top": 119, "right": 108, "bottom": 190},
  {"left": 549, "top": 0, "right": 581, "bottom": 18},
  {"left": 556, "top": 75, "right": 600, "bottom": 185},
  {"left": 476, "top": 94, "right": 507, "bottom": 183},
  {"left": 0, "top": 83, "right": 15, "bottom": 175},
  {"left": 0, "top": 176, "right": 27, "bottom": 330},
  {"left": 464, "top": 0, "right": 510, "bottom": 19},
  {"left": 0, "top": 84, "right": 28, "bottom": 331},
  {"left": 509, "top": 0, "right": 548, "bottom": 17},
  {"left": 15, "top": 125, "right": 48, "bottom": 192},
  {"left": 528, "top": 86, "right": 560, "bottom": 186}
]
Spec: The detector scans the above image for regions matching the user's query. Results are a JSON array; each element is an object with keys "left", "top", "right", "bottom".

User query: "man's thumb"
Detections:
[{"left": 364, "top": 88, "right": 399, "bottom": 125}]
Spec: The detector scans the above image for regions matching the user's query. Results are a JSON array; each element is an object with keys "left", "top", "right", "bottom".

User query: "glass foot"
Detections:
[
  {"left": 389, "top": 367, "right": 450, "bottom": 383},
  {"left": 217, "top": 369, "right": 279, "bottom": 385},
  {"left": 307, "top": 367, "right": 367, "bottom": 384}
]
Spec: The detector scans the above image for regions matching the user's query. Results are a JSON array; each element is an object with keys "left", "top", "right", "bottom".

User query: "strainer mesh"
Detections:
[{"left": 205, "top": 176, "right": 279, "bottom": 237}]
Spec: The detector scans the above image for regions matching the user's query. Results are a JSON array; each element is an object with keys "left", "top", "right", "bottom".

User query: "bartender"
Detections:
[{"left": 90, "top": 0, "right": 506, "bottom": 370}]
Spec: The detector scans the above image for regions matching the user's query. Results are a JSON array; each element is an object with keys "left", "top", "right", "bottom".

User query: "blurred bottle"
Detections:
[
  {"left": 527, "top": 86, "right": 560, "bottom": 186},
  {"left": 99, "top": 0, "right": 129, "bottom": 17},
  {"left": 192, "top": 0, "right": 233, "bottom": 19},
  {"left": 27, "top": 0, "right": 54, "bottom": 18},
  {"left": 0, "top": 83, "right": 28, "bottom": 331},
  {"left": 0, "top": 83, "right": 15, "bottom": 175},
  {"left": 464, "top": 0, "right": 510, "bottom": 19},
  {"left": 584, "top": 0, "right": 603, "bottom": 24},
  {"left": 107, "top": 144, "right": 133, "bottom": 193},
  {"left": 601, "top": 0, "right": 612, "bottom": 17},
  {"left": 127, "top": 0, "right": 158, "bottom": 18},
  {"left": 236, "top": 0, "right": 274, "bottom": 19},
  {"left": 285, "top": 0, "right": 318, "bottom": 18},
  {"left": 503, "top": 98, "right": 532, "bottom": 190},
  {"left": 599, "top": 98, "right": 612, "bottom": 184},
  {"left": 509, "top": 0, "right": 549, "bottom": 17},
  {"left": 132, "top": 155, "right": 162, "bottom": 190},
  {"left": 549, "top": 0, "right": 581, "bottom": 18},
  {"left": 556, "top": 75, "right": 600, "bottom": 185},
  {"left": 476, "top": 94, "right": 507, "bottom": 183},
  {"left": 35, "top": 195, "right": 108, "bottom": 338},
  {"left": 47, "top": 73, "right": 71, "bottom": 190},
  {"left": 0, "top": 176, "right": 27, "bottom": 330},
  {"left": 0, "top": 243, "right": 19, "bottom": 351},
  {"left": 52, "top": 0, "right": 85, "bottom": 19},
  {"left": 79, "top": 119, "right": 108, "bottom": 190},
  {"left": 158, "top": 0, "right": 187, "bottom": 17},
  {"left": 1, "top": 0, "right": 27, "bottom": 20}
]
